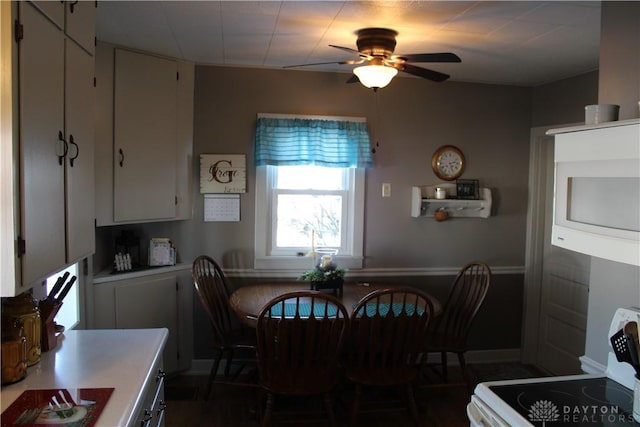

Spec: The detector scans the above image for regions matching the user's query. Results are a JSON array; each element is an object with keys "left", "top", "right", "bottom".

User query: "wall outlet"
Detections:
[{"left": 382, "top": 183, "right": 391, "bottom": 198}]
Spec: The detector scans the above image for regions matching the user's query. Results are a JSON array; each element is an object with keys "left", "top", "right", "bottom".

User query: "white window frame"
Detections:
[{"left": 255, "top": 165, "right": 365, "bottom": 270}]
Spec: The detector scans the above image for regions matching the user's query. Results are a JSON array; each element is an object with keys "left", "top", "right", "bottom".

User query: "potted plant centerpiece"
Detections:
[{"left": 300, "top": 253, "right": 345, "bottom": 296}]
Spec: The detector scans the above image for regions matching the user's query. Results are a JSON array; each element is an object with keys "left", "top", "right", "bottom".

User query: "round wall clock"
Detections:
[{"left": 431, "top": 145, "right": 465, "bottom": 181}]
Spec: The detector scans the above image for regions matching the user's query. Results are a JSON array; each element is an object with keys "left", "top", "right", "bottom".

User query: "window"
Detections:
[
  {"left": 274, "top": 165, "right": 345, "bottom": 251},
  {"left": 254, "top": 114, "right": 371, "bottom": 270},
  {"left": 44, "top": 263, "right": 80, "bottom": 330},
  {"left": 255, "top": 165, "right": 364, "bottom": 270}
]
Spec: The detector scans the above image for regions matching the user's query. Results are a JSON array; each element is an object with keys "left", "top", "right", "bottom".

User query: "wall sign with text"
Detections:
[{"left": 200, "top": 154, "right": 246, "bottom": 193}]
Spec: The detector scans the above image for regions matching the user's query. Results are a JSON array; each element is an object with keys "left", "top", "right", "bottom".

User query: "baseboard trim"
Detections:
[
  {"left": 183, "top": 348, "right": 523, "bottom": 376},
  {"left": 579, "top": 355, "right": 606, "bottom": 374}
]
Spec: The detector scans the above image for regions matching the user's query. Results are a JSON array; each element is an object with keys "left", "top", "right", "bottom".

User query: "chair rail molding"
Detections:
[{"left": 224, "top": 265, "right": 524, "bottom": 279}]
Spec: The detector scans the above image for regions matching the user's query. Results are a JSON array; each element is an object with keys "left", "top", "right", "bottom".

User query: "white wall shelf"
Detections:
[{"left": 411, "top": 184, "right": 492, "bottom": 218}]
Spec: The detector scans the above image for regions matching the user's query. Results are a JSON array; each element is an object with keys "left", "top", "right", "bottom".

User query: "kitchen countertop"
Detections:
[
  {"left": 0, "top": 328, "right": 168, "bottom": 427},
  {"left": 93, "top": 263, "right": 190, "bottom": 284}
]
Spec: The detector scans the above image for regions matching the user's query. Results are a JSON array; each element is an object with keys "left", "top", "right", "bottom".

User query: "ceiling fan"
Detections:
[{"left": 285, "top": 27, "right": 461, "bottom": 90}]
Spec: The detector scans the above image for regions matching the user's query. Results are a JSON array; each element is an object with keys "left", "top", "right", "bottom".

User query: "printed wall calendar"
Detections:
[{"left": 204, "top": 194, "right": 240, "bottom": 222}]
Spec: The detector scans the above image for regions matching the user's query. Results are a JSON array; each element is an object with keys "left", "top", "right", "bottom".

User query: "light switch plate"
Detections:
[{"left": 382, "top": 183, "right": 391, "bottom": 197}]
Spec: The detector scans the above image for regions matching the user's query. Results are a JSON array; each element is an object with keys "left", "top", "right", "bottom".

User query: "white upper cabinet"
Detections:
[
  {"left": 32, "top": 0, "right": 95, "bottom": 54},
  {"left": 65, "top": 39, "right": 95, "bottom": 262},
  {"left": 19, "top": 2, "right": 66, "bottom": 287},
  {"left": 64, "top": 1, "right": 95, "bottom": 54},
  {"left": 1, "top": 1, "right": 95, "bottom": 296},
  {"left": 95, "top": 43, "right": 194, "bottom": 226},
  {"left": 114, "top": 49, "right": 178, "bottom": 222},
  {"left": 176, "top": 61, "right": 195, "bottom": 220},
  {"left": 30, "top": 1, "right": 64, "bottom": 27}
]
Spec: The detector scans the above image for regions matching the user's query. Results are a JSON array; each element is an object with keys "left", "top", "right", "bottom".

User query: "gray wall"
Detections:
[
  {"left": 531, "top": 71, "right": 599, "bottom": 127},
  {"left": 184, "top": 67, "right": 535, "bottom": 358},
  {"left": 586, "top": 259, "right": 640, "bottom": 366},
  {"left": 185, "top": 67, "right": 532, "bottom": 269},
  {"left": 598, "top": 1, "right": 640, "bottom": 120}
]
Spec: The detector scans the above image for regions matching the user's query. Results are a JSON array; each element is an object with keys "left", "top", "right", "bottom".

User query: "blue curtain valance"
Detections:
[{"left": 255, "top": 117, "right": 373, "bottom": 168}]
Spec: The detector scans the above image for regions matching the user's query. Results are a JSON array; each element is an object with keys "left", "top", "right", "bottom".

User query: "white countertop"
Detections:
[
  {"left": 93, "top": 263, "right": 190, "bottom": 284},
  {"left": 0, "top": 328, "right": 168, "bottom": 427}
]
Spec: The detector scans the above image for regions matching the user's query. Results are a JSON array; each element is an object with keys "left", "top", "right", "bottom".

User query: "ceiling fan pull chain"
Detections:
[{"left": 372, "top": 90, "right": 381, "bottom": 154}]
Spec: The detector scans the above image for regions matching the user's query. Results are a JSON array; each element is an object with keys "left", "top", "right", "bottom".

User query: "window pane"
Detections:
[
  {"left": 276, "top": 194, "right": 342, "bottom": 247},
  {"left": 276, "top": 165, "right": 344, "bottom": 190}
]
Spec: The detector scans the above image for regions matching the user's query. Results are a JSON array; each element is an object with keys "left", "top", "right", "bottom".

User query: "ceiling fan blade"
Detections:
[
  {"left": 395, "top": 52, "right": 462, "bottom": 63},
  {"left": 393, "top": 63, "right": 450, "bottom": 82},
  {"left": 329, "top": 44, "right": 372, "bottom": 61},
  {"left": 346, "top": 74, "right": 359, "bottom": 84},
  {"left": 329, "top": 44, "right": 362, "bottom": 55},
  {"left": 283, "top": 59, "right": 364, "bottom": 69}
]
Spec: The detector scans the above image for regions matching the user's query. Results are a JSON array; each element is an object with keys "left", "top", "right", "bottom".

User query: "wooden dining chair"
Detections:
[
  {"left": 192, "top": 255, "right": 257, "bottom": 400},
  {"left": 422, "top": 261, "right": 491, "bottom": 393},
  {"left": 255, "top": 291, "right": 349, "bottom": 427},
  {"left": 346, "top": 287, "right": 436, "bottom": 427}
]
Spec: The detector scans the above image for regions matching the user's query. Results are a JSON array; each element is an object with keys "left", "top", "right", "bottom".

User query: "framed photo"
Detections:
[{"left": 456, "top": 179, "right": 479, "bottom": 200}]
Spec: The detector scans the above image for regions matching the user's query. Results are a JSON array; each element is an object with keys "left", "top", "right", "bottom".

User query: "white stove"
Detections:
[{"left": 468, "top": 308, "right": 640, "bottom": 426}]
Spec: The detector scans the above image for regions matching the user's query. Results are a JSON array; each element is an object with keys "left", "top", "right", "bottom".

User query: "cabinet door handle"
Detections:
[
  {"left": 118, "top": 148, "right": 124, "bottom": 167},
  {"left": 156, "top": 401, "right": 166, "bottom": 426},
  {"left": 69, "top": 1, "right": 79, "bottom": 13},
  {"left": 58, "top": 131, "right": 68, "bottom": 165},
  {"left": 68, "top": 134, "right": 79, "bottom": 167},
  {"left": 141, "top": 409, "right": 152, "bottom": 427}
]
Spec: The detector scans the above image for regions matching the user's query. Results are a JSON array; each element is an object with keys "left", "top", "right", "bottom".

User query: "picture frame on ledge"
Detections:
[{"left": 456, "top": 179, "right": 480, "bottom": 200}]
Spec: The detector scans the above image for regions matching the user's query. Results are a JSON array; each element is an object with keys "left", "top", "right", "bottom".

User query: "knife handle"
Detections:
[
  {"left": 628, "top": 334, "right": 640, "bottom": 366},
  {"left": 48, "top": 271, "right": 70, "bottom": 300},
  {"left": 56, "top": 276, "right": 77, "bottom": 303}
]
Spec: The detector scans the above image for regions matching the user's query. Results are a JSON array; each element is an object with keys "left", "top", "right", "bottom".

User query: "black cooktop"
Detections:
[{"left": 489, "top": 377, "right": 636, "bottom": 426}]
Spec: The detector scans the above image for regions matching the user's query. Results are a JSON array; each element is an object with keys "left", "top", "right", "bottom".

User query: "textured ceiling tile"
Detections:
[{"left": 95, "top": 0, "right": 602, "bottom": 87}]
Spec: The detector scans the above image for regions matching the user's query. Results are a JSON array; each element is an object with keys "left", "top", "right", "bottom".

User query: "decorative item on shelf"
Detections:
[
  {"left": 585, "top": 104, "right": 619, "bottom": 125},
  {"left": 300, "top": 251, "right": 345, "bottom": 296},
  {"left": 148, "top": 238, "right": 177, "bottom": 267},
  {"left": 411, "top": 185, "right": 492, "bottom": 218},
  {"left": 456, "top": 179, "right": 480, "bottom": 200},
  {"left": 113, "top": 253, "right": 132, "bottom": 272},
  {"left": 435, "top": 187, "right": 447, "bottom": 200},
  {"left": 115, "top": 230, "right": 140, "bottom": 268},
  {"left": 434, "top": 207, "right": 450, "bottom": 221}
]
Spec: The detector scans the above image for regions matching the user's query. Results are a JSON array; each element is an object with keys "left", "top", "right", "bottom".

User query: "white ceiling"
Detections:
[{"left": 95, "top": 1, "right": 602, "bottom": 87}]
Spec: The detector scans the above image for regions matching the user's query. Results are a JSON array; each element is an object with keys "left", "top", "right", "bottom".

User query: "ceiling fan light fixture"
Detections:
[{"left": 353, "top": 65, "right": 398, "bottom": 89}]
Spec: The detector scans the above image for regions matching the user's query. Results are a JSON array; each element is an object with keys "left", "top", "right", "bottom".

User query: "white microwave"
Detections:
[{"left": 547, "top": 119, "right": 640, "bottom": 266}]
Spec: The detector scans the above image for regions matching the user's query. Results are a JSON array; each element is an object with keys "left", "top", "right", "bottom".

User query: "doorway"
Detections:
[{"left": 522, "top": 126, "right": 590, "bottom": 375}]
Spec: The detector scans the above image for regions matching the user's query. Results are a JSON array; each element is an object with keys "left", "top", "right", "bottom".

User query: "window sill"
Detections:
[{"left": 254, "top": 256, "right": 363, "bottom": 270}]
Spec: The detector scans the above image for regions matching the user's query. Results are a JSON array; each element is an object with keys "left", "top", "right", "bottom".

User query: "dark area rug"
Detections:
[{"left": 164, "top": 385, "right": 199, "bottom": 401}]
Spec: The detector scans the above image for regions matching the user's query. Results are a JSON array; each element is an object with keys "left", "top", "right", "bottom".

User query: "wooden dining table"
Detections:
[{"left": 229, "top": 281, "right": 442, "bottom": 328}]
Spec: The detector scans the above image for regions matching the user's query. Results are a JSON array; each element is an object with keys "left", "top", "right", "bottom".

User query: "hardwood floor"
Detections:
[{"left": 165, "top": 363, "right": 545, "bottom": 426}]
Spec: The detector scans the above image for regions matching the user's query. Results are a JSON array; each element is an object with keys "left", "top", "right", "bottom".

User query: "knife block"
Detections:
[{"left": 38, "top": 299, "right": 62, "bottom": 352}]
